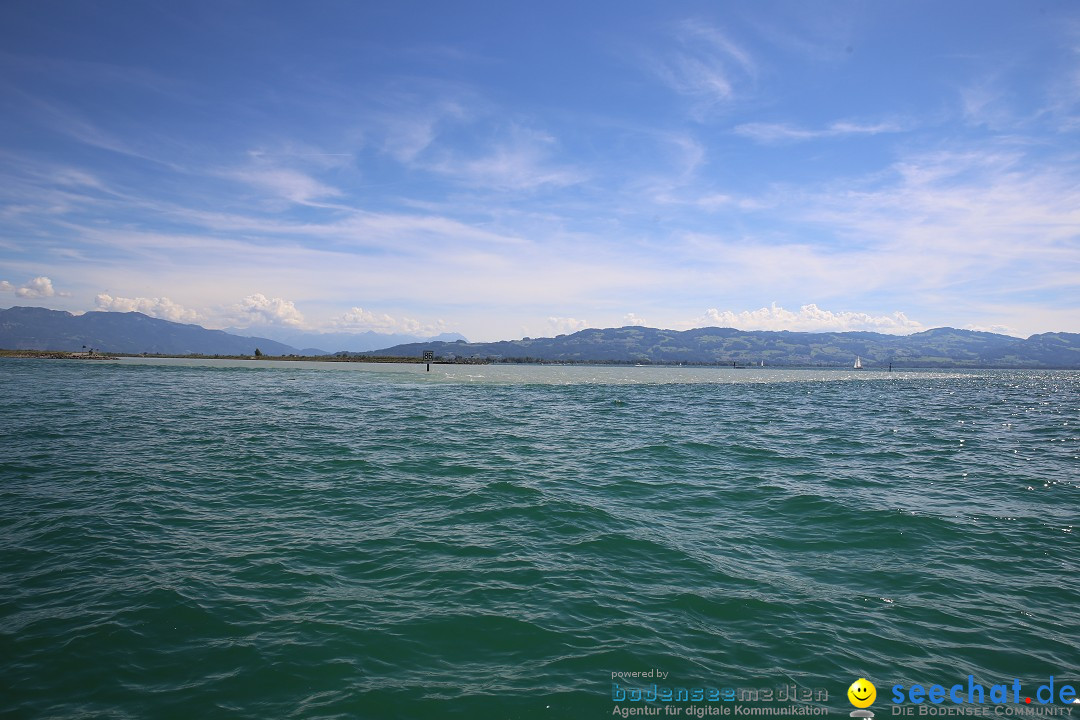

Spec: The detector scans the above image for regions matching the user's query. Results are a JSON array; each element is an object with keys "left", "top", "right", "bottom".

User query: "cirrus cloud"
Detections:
[
  {"left": 733, "top": 119, "right": 904, "bottom": 144},
  {"left": 649, "top": 19, "right": 756, "bottom": 108}
]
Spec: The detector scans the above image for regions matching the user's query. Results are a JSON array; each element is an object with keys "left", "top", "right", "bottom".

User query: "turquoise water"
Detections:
[{"left": 1, "top": 358, "right": 1077, "bottom": 719}]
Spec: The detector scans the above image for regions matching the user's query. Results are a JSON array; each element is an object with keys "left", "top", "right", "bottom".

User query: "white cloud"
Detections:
[
  {"left": 223, "top": 167, "right": 342, "bottom": 205},
  {"left": 547, "top": 316, "right": 589, "bottom": 335},
  {"left": 426, "top": 125, "right": 584, "bottom": 191},
  {"left": 650, "top": 19, "right": 756, "bottom": 108},
  {"left": 964, "top": 323, "right": 1018, "bottom": 336},
  {"left": 20, "top": 276, "right": 58, "bottom": 298},
  {"left": 1, "top": 276, "right": 63, "bottom": 298},
  {"left": 366, "top": 85, "right": 580, "bottom": 191},
  {"left": 245, "top": 144, "right": 354, "bottom": 169},
  {"left": 54, "top": 168, "right": 106, "bottom": 189},
  {"left": 95, "top": 293, "right": 201, "bottom": 323},
  {"left": 232, "top": 293, "right": 305, "bottom": 327},
  {"left": 800, "top": 148, "right": 1080, "bottom": 292},
  {"left": 380, "top": 99, "right": 470, "bottom": 163},
  {"left": 332, "top": 306, "right": 446, "bottom": 336},
  {"left": 959, "top": 80, "right": 1014, "bottom": 129},
  {"left": 667, "top": 134, "right": 706, "bottom": 178},
  {"left": 624, "top": 312, "right": 648, "bottom": 326},
  {"left": 649, "top": 146, "right": 1080, "bottom": 333},
  {"left": 690, "top": 303, "right": 925, "bottom": 334},
  {"left": 734, "top": 120, "right": 903, "bottom": 144}
]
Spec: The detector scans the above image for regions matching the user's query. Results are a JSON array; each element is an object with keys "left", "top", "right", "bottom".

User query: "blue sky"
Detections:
[{"left": 1, "top": 0, "right": 1078, "bottom": 341}]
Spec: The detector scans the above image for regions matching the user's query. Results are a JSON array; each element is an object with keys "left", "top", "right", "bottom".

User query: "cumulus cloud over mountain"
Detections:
[
  {"left": 95, "top": 294, "right": 201, "bottom": 323},
  {"left": 692, "top": 303, "right": 925, "bottom": 334},
  {"left": 1, "top": 277, "right": 63, "bottom": 299}
]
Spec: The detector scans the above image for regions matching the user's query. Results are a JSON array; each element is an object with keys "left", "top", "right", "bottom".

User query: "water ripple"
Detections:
[{"left": 1, "top": 360, "right": 1077, "bottom": 718}]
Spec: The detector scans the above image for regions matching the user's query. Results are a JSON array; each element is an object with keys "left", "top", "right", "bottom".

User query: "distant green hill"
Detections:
[
  {"left": 4, "top": 307, "right": 1079, "bottom": 367},
  {"left": 361, "top": 325, "right": 1080, "bottom": 368}
]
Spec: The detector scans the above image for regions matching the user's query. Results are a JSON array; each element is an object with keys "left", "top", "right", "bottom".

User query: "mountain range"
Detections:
[
  {"left": 359, "top": 325, "right": 1080, "bottom": 368},
  {"left": 221, "top": 327, "right": 467, "bottom": 353},
  {"left": 2, "top": 306, "right": 1079, "bottom": 367},
  {"left": 0, "top": 306, "right": 459, "bottom": 356}
]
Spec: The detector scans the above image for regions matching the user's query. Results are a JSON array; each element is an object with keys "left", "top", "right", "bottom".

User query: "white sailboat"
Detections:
[{"left": 854, "top": 356, "right": 863, "bottom": 370}]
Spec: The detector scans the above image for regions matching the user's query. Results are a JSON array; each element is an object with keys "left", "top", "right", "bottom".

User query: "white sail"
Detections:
[{"left": 854, "top": 356, "right": 862, "bottom": 369}]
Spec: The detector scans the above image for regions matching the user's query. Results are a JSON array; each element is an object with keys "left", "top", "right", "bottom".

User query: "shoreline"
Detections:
[{"left": 1, "top": 349, "right": 1077, "bottom": 370}]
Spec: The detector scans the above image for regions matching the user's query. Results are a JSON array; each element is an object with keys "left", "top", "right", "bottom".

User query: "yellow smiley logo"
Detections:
[{"left": 848, "top": 678, "right": 876, "bottom": 708}]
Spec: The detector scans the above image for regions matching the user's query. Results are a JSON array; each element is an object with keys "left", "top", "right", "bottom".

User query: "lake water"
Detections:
[{"left": 1, "top": 358, "right": 1077, "bottom": 718}]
